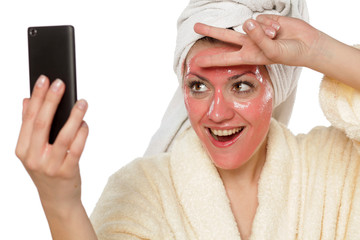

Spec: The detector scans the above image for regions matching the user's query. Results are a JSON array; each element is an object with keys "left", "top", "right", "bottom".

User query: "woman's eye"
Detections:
[
  {"left": 189, "top": 81, "right": 208, "bottom": 93},
  {"left": 232, "top": 81, "right": 253, "bottom": 93}
]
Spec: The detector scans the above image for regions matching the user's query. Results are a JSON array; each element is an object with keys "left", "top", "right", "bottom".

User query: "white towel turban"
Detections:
[{"left": 144, "top": 0, "right": 309, "bottom": 156}]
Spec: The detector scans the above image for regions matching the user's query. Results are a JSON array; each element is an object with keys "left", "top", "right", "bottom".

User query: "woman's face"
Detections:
[{"left": 183, "top": 41, "right": 274, "bottom": 170}]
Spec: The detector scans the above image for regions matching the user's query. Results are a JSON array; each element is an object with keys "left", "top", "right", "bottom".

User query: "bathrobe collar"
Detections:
[{"left": 169, "top": 119, "right": 302, "bottom": 239}]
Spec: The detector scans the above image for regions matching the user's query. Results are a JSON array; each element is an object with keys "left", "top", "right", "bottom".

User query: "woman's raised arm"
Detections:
[
  {"left": 15, "top": 75, "right": 97, "bottom": 240},
  {"left": 194, "top": 15, "right": 360, "bottom": 91}
]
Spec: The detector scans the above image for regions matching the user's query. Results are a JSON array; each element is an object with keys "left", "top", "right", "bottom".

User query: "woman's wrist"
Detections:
[
  {"left": 41, "top": 199, "right": 97, "bottom": 240},
  {"left": 40, "top": 197, "right": 84, "bottom": 225},
  {"left": 301, "top": 29, "right": 330, "bottom": 70},
  {"left": 305, "top": 31, "right": 360, "bottom": 91}
]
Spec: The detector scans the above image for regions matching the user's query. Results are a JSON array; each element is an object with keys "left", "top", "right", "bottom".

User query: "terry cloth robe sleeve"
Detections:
[
  {"left": 294, "top": 53, "right": 360, "bottom": 239},
  {"left": 319, "top": 65, "right": 360, "bottom": 145}
]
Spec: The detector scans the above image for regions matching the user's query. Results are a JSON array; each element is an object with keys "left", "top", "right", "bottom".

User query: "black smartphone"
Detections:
[{"left": 28, "top": 25, "right": 77, "bottom": 144}]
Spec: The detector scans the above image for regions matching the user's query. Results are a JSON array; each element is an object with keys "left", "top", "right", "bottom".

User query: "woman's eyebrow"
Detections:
[
  {"left": 227, "top": 72, "right": 254, "bottom": 81},
  {"left": 186, "top": 73, "right": 210, "bottom": 83}
]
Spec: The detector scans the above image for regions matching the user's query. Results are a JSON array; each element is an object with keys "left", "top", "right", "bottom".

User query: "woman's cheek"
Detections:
[
  {"left": 232, "top": 90, "right": 273, "bottom": 125},
  {"left": 187, "top": 101, "right": 206, "bottom": 121},
  {"left": 184, "top": 91, "right": 202, "bottom": 121}
]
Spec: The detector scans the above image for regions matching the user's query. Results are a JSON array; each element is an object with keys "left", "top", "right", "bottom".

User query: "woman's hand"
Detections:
[
  {"left": 194, "top": 14, "right": 360, "bottom": 91},
  {"left": 15, "top": 75, "right": 88, "bottom": 210},
  {"left": 15, "top": 75, "right": 97, "bottom": 240},
  {"left": 194, "top": 14, "right": 321, "bottom": 68}
]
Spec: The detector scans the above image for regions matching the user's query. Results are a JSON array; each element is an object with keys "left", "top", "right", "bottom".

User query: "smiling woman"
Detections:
[
  {"left": 9, "top": 0, "right": 360, "bottom": 239},
  {"left": 90, "top": 0, "right": 360, "bottom": 238}
]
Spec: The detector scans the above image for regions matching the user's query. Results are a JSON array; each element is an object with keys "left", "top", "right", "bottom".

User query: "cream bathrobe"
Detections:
[{"left": 90, "top": 75, "right": 360, "bottom": 239}]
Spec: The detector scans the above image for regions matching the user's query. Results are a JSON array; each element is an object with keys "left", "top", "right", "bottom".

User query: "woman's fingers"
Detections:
[
  {"left": 243, "top": 19, "right": 279, "bottom": 61},
  {"left": 15, "top": 75, "right": 89, "bottom": 209},
  {"left": 22, "top": 98, "right": 30, "bottom": 118},
  {"left": 196, "top": 51, "right": 243, "bottom": 67},
  {"left": 256, "top": 15, "right": 281, "bottom": 39},
  {"left": 194, "top": 20, "right": 278, "bottom": 45},
  {"left": 52, "top": 100, "right": 88, "bottom": 163},
  {"left": 16, "top": 75, "right": 49, "bottom": 160},
  {"left": 193, "top": 20, "right": 280, "bottom": 68},
  {"left": 256, "top": 14, "right": 281, "bottom": 30},
  {"left": 61, "top": 121, "right": 89, "bottom": 174},
  {"left": 194, "top": 23, "right": 247, "bottom": 46},
  {"left": 29, "top": 79, "right": 65, "bottom": 153}
]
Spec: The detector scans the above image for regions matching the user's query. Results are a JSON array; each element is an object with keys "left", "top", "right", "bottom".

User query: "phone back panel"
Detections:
[{"left": 28, "top": 25, "right": 77, "bottom": 144}]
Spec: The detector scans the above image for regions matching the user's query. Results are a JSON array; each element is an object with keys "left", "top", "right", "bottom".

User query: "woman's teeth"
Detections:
[{"left": 211, "top": 127, "right": 243, "bottom": 136}]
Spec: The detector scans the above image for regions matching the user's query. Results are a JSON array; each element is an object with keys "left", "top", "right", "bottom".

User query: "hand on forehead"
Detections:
[{"left": 184, "top": 39, "right": 273, "bottom": 90}]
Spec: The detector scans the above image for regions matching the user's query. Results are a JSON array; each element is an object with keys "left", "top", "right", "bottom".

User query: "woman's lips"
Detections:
[{"left": 207, "top": 126, "right": 245, "bottom": 148}]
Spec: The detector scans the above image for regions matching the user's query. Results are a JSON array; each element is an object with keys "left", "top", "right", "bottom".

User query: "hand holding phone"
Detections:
[
  {"left": 15, "top": 26, "right": 93, "bottom": 238},
  {"left": 15, "top": 75, "right": 92, "bottom": 240},
  {"left": 18, "top": 24, "right": 89, "bottom": 207}
]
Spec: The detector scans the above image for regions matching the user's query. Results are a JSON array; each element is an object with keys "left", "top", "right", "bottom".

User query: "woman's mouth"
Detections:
[{"left": 207, "top": 127, "right": 245, "bottom": 147}]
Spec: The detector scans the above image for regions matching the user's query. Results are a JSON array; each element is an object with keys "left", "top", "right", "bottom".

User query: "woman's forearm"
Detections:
[
  {"left": 308, "top": 32, "right": 360, "bottom": 91},
  {"left": 42, "top": 200, "right": 97, "bottom": 240}
]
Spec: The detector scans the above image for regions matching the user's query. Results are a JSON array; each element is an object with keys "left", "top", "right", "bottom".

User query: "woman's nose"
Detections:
[{"left": 207, "top": 90, "right": 234, "bottom": 122}]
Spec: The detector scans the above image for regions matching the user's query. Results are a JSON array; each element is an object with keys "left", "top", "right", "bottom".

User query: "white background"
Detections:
[{"left": 1, "top": 0, "right": 359, "bottom": 239}]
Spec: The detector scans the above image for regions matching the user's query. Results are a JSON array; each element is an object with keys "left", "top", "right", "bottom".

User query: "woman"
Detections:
[{"left": 15, "top": 0, "right": 360, "bottom": 239}]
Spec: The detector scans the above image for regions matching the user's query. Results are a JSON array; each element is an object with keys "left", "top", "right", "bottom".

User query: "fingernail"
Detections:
[
  {"left": 51, "top": 79, "right": 63, "bottom": 92},
  {"left": 36, "top": 75, "right": 46, "bottom": 88},
  {"left": 81, "top": 121, "right": 88, "bottom": 128},
  {"left": 265, "top": 29, "right": 276, "bottom": 38},
  {"left": 272, "top": 23, "right": 280, "bottom": 31},
  {"left": 246, "top": 21, "right": 256, "bottom": 31},
  {"left": 77, "top": 99, "right": 87, "bottom": 110}
]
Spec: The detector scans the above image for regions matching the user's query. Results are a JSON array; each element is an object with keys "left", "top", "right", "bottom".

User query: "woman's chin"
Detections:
[{"left": 209, "top": 153, "right": 249, "bottom": 170}]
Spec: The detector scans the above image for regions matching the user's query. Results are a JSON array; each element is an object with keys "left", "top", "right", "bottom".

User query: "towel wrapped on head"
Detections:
[{"left": 144, "top": 0, "right": 309, "bottom": 156}]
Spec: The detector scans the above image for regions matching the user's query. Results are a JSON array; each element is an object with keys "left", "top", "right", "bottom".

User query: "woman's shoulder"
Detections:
[
  {"left": 270, "top": 116, "right": 358, "bottom": 151},
  {"left": 293, "top": 122, "right": 360, "bottom": 160},
  {"left": 295, "top": 124, "right": 346, "bottom": 145},
  {"left": 270, "top": 119, "right": 359, "bottom": 166},
  {"left": 90, "top": 153, "right": 178, "bottom": 238},
  {"left": 107, "top": 152, "right": 173, "bottom": 194}
]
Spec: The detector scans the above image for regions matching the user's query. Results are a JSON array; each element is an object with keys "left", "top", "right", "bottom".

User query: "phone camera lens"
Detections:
[{"left": 29, "top": 28, "right": 37, "bottom": 37}]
